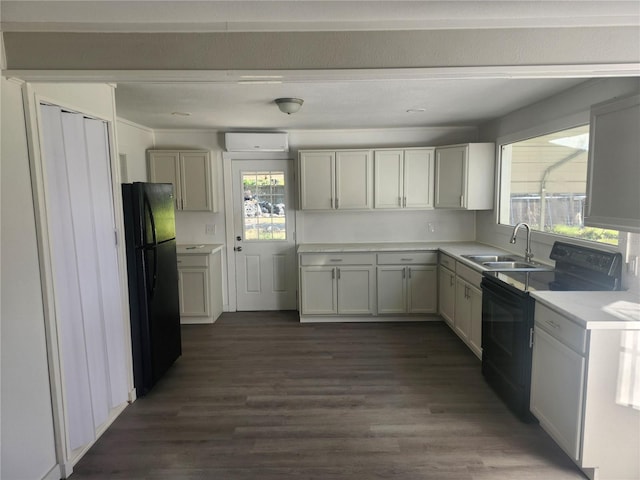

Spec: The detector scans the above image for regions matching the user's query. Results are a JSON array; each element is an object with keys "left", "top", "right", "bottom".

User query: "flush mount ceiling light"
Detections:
[
  {"left": 406, "top": 108, "right": 427, "bottom": 113},
  {"left": 275, "top": 98, "right": 304, "bottom": 115}
]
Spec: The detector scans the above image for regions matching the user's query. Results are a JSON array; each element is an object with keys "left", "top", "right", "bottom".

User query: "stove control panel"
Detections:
[{"left": 550, "top": 242, "right": 622, "bottom": 276}]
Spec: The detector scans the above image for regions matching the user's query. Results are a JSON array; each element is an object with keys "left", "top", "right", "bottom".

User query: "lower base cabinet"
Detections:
[
  {"left": 299, "top": 253, "right": 376, "bottom": 317},
  {"left": 177, "top": 247, "right": 223, "bottom": 324},
  {"left": 439, "top": 254, "right": 482, "bottom": 359},
  {"left": 531, "top": 303, "right": 640, "bottom": 480},
  {"left": 298, "top": 250, "right": 437, "bottom": 321}
]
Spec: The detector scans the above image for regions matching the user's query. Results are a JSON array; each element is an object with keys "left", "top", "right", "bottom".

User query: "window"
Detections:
[
  {"left": 242, "top": 171, "right": 287, "bottom": 240},
  {"left": 499, "top": 125, "right": 618, "bottom": 245}
]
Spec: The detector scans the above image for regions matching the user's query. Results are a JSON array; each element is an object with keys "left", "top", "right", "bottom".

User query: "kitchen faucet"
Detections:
[{"left": 510, "top": 222, "right": 533, "bottom": 262}]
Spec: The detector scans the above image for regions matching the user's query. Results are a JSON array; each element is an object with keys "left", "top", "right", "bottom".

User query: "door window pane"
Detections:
[{"left": 242, "top": 171, "right": 286, "bottom": 241}]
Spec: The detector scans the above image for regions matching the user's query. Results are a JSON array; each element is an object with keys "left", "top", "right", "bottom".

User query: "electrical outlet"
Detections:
[
  {"left": 205, "top": 224, "right": 216, "bottom": 235},
  {"left": 427, "top": 222, "right": 436, "bottom": 233}
]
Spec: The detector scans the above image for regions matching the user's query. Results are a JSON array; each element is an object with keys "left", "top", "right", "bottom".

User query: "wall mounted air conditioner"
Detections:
[{"left": 225, "top": 132, "right": 289, "bottom": 152}]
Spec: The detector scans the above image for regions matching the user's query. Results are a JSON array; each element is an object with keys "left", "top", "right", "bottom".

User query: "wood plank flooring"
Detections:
[{"left": 72, "top": 313, "right": 586, "bottom": 479}]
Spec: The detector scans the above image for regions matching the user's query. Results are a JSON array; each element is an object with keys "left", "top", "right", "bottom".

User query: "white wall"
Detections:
[
  {"left": 1, "top": 77, "right": 59, "bottom": 480},
  {"left": 116, "top": 118, "right": 155, "bottom": 182},
  {"left": 477, "top": 77, "right": 640, "bottom": 291}
]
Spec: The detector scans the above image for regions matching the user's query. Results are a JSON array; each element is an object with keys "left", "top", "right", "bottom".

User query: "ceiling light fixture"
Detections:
[
  {"left": 171, "top": 111, "right": 192, "bottom": 117},
  {"left": 275, "top": 98, "right": 304, "bottom": 115},
  {"left": 406, "top": 108, "right": 426, "bottom": 113}
]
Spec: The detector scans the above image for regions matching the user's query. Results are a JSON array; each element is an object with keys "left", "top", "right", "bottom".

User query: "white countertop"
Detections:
[
  {"left": 531, "top": 290, "right": 640, "bottom": 330},
  {"left": 176, "top": 243, "right": 224, "bottom": 255},
  {"left": 297, "top": 241, "right": 553, "bottom": 272}
]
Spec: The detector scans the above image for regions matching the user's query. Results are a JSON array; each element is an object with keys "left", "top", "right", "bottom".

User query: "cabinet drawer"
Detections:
[
  {"left": 177, "top": 255, "right": 209, "bottom": 268},
  {"left": 439, "top": 253, "right": 456, "bottom": 271},
  {"left": 299, "top": 253, "right": 375, "bottom": 266},
  {"left": 535, "top": 303, "right": 587, "bottom": 355},
  {"left": 377, "top": 252, "right": 437, "bottom": 265},
  {"left": 455, "top": 263, "right": 482, "bottom": 288}
]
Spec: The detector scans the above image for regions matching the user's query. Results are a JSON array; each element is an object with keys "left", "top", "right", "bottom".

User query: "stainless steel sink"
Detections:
[
  {"left": 461, "top": 254, "right": 553, "bottom": 271},
  {"left": 482, "top": 261, "right": 539, "bottom": 269},
  {"left": 463, "top": 254, "right": 521, "bottom": 263}
]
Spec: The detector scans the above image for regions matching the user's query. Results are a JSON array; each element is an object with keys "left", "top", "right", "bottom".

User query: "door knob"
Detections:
[
  {"left": 234, "top": 246, "right": 243, "bottom": 252},
  {"left": 236, "top": 236, "right": 242, "bottom": 241}
]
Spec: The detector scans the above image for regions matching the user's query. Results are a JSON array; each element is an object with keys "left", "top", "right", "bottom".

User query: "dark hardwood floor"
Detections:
[{"left": 73, "top": 313, "right": 586, "bottom": 479}]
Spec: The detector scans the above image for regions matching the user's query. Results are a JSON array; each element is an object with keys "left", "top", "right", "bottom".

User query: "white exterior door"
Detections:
[{"left": 232, "top": 160, "right": 296, "bottom": 311}]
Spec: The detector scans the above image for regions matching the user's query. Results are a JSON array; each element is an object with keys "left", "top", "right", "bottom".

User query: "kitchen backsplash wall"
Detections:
[{"left": 298, "top": 209, "right": 476, "bottom": 244}]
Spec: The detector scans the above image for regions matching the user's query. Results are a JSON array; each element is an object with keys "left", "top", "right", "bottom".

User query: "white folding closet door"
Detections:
[
  {"left": 40, "top": 105, "right": 129, "bottom": 456},
  {"left": 83, "top": 118, "right": 128, "bottom": 409},
  {"left": 40, "top": 105, "right": 95, "bottom": 451},
  {"left": 60, "top": 111, "right": 111, "bottom": 430}
]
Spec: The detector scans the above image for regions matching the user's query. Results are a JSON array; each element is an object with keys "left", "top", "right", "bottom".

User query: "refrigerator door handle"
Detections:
[
  {"left": 143, "top": 192, "right": 158, "bottom": 247},
  {"left": 150, "top": 247, "right": 158, "bottom": 299}
]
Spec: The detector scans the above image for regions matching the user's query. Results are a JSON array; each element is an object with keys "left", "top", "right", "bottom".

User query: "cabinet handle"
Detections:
[
  {"left": 460, "top": 195, "right": 464, "bottom": 207},
  {"left": 450, "top": 274, "right": 454, "bottom": 287},
  {"left": 329, "top": 259, "right": 343, "bottom": 262},
  {"left": 529, "top": 328, "right": 534, "bottom": 348},
  {"left": 545, "top": 319, "right": 560, "bottom": 329},
  {"left": 401, "top": 258, "right": 413, "bottom": 262},
  {"left": 408, "top": 267, "right": 412, "bottom": 279},
  {"left": 402, "top": 268, "right": 406, "bottom": 279},
  {"left": 332, "top": 268, "right": 335, "bottom": 279},
  {"left": 403, "top": 196, "right": 407, "bottom": 207},
  {"left": 336, "top": 198, "right": 339, "bottom": 209},
  {"left": 337, "top": 268, "right": 341, "bottom": 280},
  {"left": 398, "top": 196, "right": 402, "bottom": 207}
]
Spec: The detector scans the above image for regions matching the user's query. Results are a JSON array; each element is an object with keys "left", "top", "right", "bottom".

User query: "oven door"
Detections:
[{"left": 481, "top": 277, "right": 535, "bottom": 421}]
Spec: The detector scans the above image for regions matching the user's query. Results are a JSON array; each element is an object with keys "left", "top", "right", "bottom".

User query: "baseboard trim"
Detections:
[{"left": 299, "top": 315, "right": 442, "bottom": 323}]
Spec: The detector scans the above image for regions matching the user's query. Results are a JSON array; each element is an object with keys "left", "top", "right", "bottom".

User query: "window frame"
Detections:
[{"left": 491, "top": 110, "right": 626, "bottom": 254}]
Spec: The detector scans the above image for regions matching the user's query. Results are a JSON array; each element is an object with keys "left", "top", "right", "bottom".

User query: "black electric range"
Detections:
[{"left": 480, "top": 241, "right": 623, "bottom": 421}]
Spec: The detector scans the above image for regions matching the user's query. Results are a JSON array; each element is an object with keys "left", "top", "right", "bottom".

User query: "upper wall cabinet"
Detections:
[
  {"left": 585, "top": 93, "right": 640, "bottom": 233},
  {"left": 299, "top": 150, "right": 372, "bottom": 210},
  {"left": 374, "top": 148, "right": 434, "bottom": 209},
  {"left": 434, "top": 143, "right": 495, "bottom": 210},
  {"left": 148, "top": 150, "right": 216, "bottom": 212}
]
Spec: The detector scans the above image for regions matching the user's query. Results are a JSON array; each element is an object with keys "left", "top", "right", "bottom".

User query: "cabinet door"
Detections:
[
  {"left": 148, "top": 151, "right": 181, "bottom": 209},
  {"left": 530, "top": 327, "right": 585, "bottom": 461},
  {"left": 178, "top": 267, "right": 210, "bottom": 317},
  {"left": 407, "top": 266, "right": 437, "bottom": 313},
  {"left": 180, "top": 151, "right": 214, "bottom": 212},
  {"left": 435, "top": 145, "right": 466, "bottom": 208},
  {"left": 404, "top": 149, "right": 434, "bottom": 209},
  {"left": 454, "top": 277, "right": 471, "bottom": 340},
  {"left": 467, "top": 284, "right": 482, "bottom": 358},
  {"left": 439, "top": 266, "right": 455, "bottom": 327},
  {"left": 299, "top": 152, "right": 335, "bottom": 210},
  {"left": 300, "top": 266, "right": 337, "bottom": 314},
  {"left": 377, "top": 266, "right": 407, "bottom": 314},
  {"left": 585, "top": 94, "right": 640, "bottom": 232},
  {"left": 337, "top": 266, "right": 374, "bottom": 315},
  {"left": 374, "top": 150, "right": 403, "bottom": 209},
  {"left": 335, "top": 150, "right": 372, "bottom": 209}
]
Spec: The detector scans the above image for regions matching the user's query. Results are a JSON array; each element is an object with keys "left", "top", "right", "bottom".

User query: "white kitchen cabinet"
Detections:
[
  {"left": 377, "top": 252, "right": 438, "bottom": 314},
  {"left": 374, "top": 148, "right": 434, "bottom": 209},
  {"left": 439, "top": 255, "right": 483, "bottom": 359},
  {"left": 434, "top": 143, "right": 494, "bottom": 210},
  {"left": 439, "top": 265, "right": 456, "bottom": 328},
  {"left": 148, "top": 150, "right": 215, "bottom": 212},
  {"left": 299, "top": 253, "right": 375, "bottom": 317},
  {"left": 585, "top": 93, "right": 640, "bottom": 233},
  {"left": 454, "top": 277, "right": 482, "bottom": 357},
  {"left": 299, "top": 149, "right": 372, "bottom": 210},
  {"left": 531, "top": 302, "right": 640, "bottom": 480},
  {"left": 177, "top": 246, "right": 223, "bottom": 324}
]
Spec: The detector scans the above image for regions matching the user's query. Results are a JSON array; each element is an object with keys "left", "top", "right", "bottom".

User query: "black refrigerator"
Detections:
[{"left": 122, "top": 182, "right": 182, "bottom": 396}]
